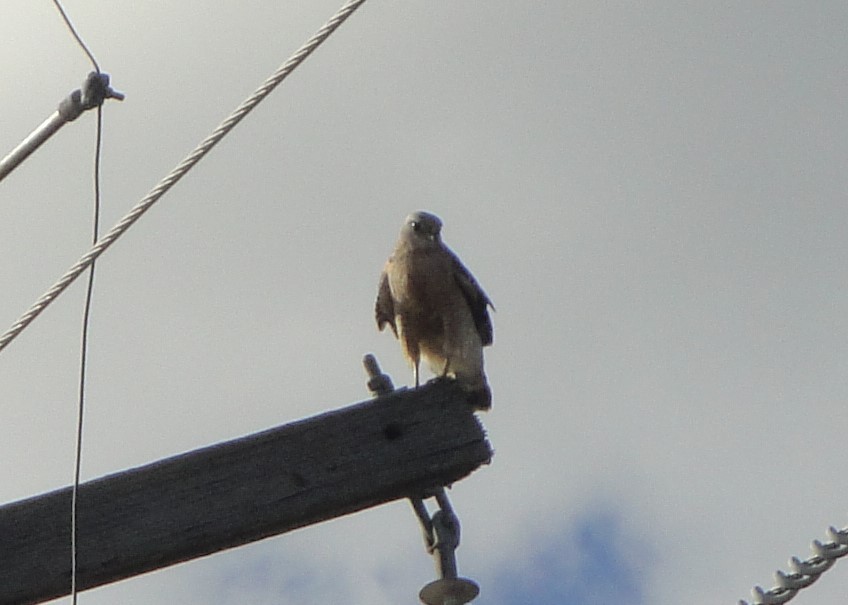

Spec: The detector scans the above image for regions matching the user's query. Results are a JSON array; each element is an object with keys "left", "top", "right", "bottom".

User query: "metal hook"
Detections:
[{"left": 410, "top": 488, "right": 479, "bottom": 605}]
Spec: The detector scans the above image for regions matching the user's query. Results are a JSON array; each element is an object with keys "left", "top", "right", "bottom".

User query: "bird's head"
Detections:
[{"left": 403, "top": 211, "right": 443, "bottom": 243}]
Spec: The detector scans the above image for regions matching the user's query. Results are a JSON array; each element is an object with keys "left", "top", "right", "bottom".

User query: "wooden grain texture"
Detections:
[{"left": 0, "top": 380, "right": 491, "bottom": 605}]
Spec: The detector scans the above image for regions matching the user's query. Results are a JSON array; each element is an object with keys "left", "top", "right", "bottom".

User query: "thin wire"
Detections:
[
  {"left": 51, "top": 0, "right": 100, "bottom": 73},
  {"left": 50, "top": 2, "right": 101, "bottom": 602},
  {"left": 0, "top": 0, "right": 367, "bottom": 356},
  {"left": 70, "top": 105, "right": 101, "bottom": 605}
]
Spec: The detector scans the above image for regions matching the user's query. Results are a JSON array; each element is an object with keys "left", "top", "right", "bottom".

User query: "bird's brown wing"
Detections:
[
  {"left": 375, "top": 267, "right": 397, "bottom": 337},
  {"left": 450, "top": 251, "right": 494, "bottom": 346}
]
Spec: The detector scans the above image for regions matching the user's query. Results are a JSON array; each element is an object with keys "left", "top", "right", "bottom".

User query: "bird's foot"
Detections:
[
  {"left": 463, "top": 384, "right": 492, "bottom": 411},
  {"left": 427, "top": 375, "right": 491, "bottom": 410}
]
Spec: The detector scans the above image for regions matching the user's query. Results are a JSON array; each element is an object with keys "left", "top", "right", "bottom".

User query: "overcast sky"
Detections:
[{"left": 2, "top": 2, "right": 848, "bottom": 604}]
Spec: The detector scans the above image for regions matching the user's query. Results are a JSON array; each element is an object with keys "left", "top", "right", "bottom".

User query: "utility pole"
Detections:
[{"left": 0, "top": 363, "right": 491, "bottom": 605}]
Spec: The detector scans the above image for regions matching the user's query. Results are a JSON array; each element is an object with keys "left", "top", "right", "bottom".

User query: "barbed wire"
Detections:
[
  {"left": 0, "top": 0, "right": 367, "bottom": 355},
  {"left": 740, "top": 522, "right": 848, "bottom": 605}
]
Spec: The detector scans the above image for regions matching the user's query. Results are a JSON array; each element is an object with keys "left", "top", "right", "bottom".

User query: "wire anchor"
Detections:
[{"left": 0, "top": 71, "right": 123, "bottom": 183}]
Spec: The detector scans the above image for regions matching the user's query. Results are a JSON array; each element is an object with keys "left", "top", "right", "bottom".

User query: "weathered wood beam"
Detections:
[{"left": 0, "top": 380, "right": 492, "bottom": 605}]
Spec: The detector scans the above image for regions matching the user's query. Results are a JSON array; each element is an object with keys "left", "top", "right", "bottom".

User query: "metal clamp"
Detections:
[
  {"left": 0, "top": 71, "right": 124, "bottom": 183},
  {"left": 58, "top": 71, "right": 125, "bottom": 122}
]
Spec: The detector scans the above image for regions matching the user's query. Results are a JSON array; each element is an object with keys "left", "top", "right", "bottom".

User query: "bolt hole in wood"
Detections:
[{"left": 383, "top": 422, "right": 403, "bottom": 440}]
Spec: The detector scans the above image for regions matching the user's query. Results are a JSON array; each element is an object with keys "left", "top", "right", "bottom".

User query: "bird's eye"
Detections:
[{"left": 410, "top": 221, "right": 421, "bottom": 232}]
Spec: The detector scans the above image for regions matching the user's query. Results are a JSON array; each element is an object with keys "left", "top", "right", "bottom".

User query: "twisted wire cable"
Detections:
[
  {"left": 0, "top": 0, "right": 366, "bottom": 354},
  {"left": 740, "top": 523, "right": 848, "bottom": 605}
]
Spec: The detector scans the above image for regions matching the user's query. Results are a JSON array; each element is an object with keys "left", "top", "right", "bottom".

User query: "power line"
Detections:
[
  {"left": 0, "top": 0, "right": 367, "bottom": 356},
  {"left": 51, "top": 0, "right": 100, "bottom": 73},
  {"left": 740, "top": 523, "right": 848, "bottom": 605},
  {"left": 49, "top": 2, "right": 103, "bottom": 605},
  {"left": 71, "top": 105, "right": 101, "bottom": 605}
]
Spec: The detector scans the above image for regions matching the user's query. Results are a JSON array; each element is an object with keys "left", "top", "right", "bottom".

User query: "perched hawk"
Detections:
[{"left": 375, "top": 211, "right": 494, "bottom": 409}]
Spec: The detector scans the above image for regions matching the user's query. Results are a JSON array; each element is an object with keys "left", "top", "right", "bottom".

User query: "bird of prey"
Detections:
[{"left": 375, "top": 211, "right": 494, "bottom": 409}]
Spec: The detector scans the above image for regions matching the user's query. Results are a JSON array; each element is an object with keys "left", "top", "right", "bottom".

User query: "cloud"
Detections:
[{"left": 482, "top": 504, "right": 656, "bottom": 605}]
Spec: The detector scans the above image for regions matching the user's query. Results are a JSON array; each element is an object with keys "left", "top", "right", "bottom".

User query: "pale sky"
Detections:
[{"left": 2, "top": 2, "right": 848, "bottom": 604}]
